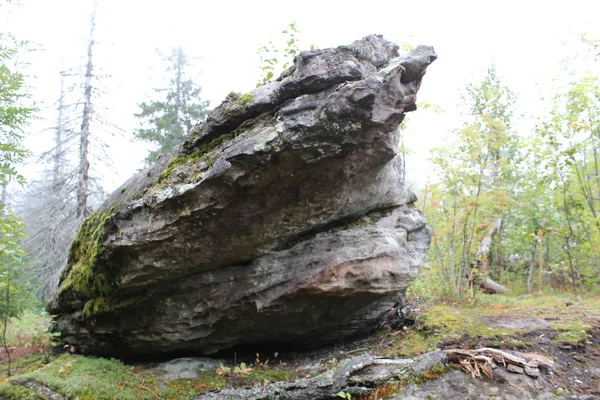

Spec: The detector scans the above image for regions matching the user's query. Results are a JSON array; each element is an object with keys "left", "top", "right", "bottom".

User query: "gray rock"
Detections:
[
  {"left": 154, "top": 358, "right": 224, "bottom": 382},
  {"left": 49, "top": 35, "right": 436, "bottom": 358},
  {"left": 393, "top": 370, "right": 599, "bottom": 400}
]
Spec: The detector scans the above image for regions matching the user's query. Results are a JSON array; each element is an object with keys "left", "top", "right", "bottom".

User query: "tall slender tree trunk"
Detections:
[
  {"left": 449, "top": 190, "right": 458, "bottom": 294},
  {"left": 174, "top": 47, "right": 183, "bottom": 130},
  {"left": 527, "top": 244, "right": 536, "bottom": 294},
  {"left": 560, "top": 173, "right": 578, "bottom": 290},
  {"left": 460, "top": 170, "right": 483, "bottom": 298},
  {"left": 475, "top": 218, "right": 502, "bottom": 276},
  {"left": 53, "top": 73, "right": 66, "bottom": 189},
  {"left": 3, "top": 276, "right": 11, "bottom": 377},
  {"left": 496, "top": 220, "right": 505, "bottom": 281},
  {"left": 538, "top": 228, "right": 544, "bottom": 292},
  {"left": 77, "top": 2, "right": 96, "bottom": 219}
]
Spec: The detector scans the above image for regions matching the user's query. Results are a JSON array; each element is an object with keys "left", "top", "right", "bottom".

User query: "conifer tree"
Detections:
[{"left": 134, "top": 47, "right": 209, "bottom": 165}]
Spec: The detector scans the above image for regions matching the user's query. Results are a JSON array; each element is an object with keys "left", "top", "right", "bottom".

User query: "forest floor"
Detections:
[{"left": 0, "top": 293, "right": 598, "bottom": 399}]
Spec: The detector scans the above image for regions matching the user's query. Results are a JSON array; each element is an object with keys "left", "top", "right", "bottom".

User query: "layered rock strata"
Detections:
[{"left": 49, "top": 35, "right": 436, "bottom": 357}]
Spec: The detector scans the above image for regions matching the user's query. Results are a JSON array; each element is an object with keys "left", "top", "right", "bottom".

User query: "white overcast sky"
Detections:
[{"left": 3, "top": 0, "right": 600, "bottom": 193}]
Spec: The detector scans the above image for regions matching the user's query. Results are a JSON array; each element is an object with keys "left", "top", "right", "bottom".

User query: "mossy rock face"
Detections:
[
  {"left": 58, "top": 207, "right": 115, "bottom": 297},
  {"left": 49, "top": 35, "right": 437, "bottom": 358}
]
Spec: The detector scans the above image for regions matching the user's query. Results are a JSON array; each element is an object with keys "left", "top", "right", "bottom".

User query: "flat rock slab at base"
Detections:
[
  {"left": 49, "top": 35, "right": 436, "bottom": 358},
  {"left": 488, "top": 317, "right": 552, "bottom": 330},
  {"left": 153, "top": 358, "right": 224, "bottom": 382}
]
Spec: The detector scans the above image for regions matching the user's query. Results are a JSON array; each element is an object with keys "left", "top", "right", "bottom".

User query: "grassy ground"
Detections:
[{"left": 0, "top": 293, "right": 598, "bottom": 399}]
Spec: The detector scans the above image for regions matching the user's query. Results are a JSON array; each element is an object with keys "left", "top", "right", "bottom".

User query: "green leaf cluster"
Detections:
[
  {"left": 419, "top": 37, "right": 600, "bottom": 299},
  {"left": 0, "top": 31, "right": 38, "bottom": 367},
  {"left": 256, "top": 22, "right": 303, "bottom": 86},
  {"left": 422, "top": 65, "right": 520, "bottom": 298}
]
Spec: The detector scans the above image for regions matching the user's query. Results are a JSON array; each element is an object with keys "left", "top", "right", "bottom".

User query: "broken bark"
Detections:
[
  {"left": 193, "top": 348, "right": 554, "bottom": 400},
  {"left": 481, "top": 278, "right": 509, "bottom": 294},
  {"left": 475, "top": 218, "right": 502, "bottom": 276},
  {"left": 474, "top": 219, "right": 510, "bottom": 294}
]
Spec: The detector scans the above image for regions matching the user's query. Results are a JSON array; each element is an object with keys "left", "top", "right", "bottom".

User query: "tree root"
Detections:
[{"left": 193, "top": 348, "right": 554, "bottom": 400}]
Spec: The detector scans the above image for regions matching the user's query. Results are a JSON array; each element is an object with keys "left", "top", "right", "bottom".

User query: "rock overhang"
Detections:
[{"left": 49, "top": 34, "right": 436, "bottom": 358}]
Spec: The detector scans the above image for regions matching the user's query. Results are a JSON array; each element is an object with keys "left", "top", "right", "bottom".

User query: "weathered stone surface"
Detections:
[{"left": 49, "top": 35, "right": 436, "bottom": 357}]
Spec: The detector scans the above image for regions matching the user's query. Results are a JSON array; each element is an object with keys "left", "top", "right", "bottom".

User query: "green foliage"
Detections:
[
  {"left": 0, "top": 31, "right": 38, "bottom": 378},
  {"left": 0, "top": 38, "right": 33, "bottom": 188},
  {"left": 422, "top": 65, "right": 519, "bottom": 298},
  {"left": 3, "top": 310, "right": 49, "bottom": 346},
  {"left": 337, "top": 390, "right": 352, "bottom": 399},
  {"left": 235, "top": 92, "right": 254, "bottom": 106},
  {"left": 528, "top": 38, "right": 600, "bottom": 291},
  {"left": 421, "top": 51, "right": 600, "bottom": 298},
  {"left": 256, "top": 22, "right": 304, "bottom": 86},
  {"left": 134, "top": 46, "right": 209, "bottom": 165}
]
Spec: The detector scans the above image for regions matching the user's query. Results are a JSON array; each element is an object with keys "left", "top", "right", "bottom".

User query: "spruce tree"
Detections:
[{"left": 134, "top": 47, "right": 209, "bottom": 165}]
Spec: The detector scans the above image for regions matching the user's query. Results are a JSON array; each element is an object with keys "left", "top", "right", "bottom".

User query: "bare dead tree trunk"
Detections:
[
  {"left": 53, "top": 73, "right": 66, "bottom": 189},
  {"left": 475, "top": 218, "right": 502, "bottom": 276},
  {"left": 460, "top": 177, "right": 482, "bottom": 298},
  {"left": 76, "top": 2, "right": 96, "bottom": 219},
  {"left": 496, "top": 217, "right": 505, "bottom": 281},
  {"left": 474, "top": 218, "right": 508, "bottom": 294},
  {"left": 175, "top": 46, "right": 183, "bottom": 128}
]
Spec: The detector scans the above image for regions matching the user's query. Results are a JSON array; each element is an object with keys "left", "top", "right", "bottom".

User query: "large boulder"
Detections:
[{"left": 49, "top": 35, "right": 436, "bottom": 357}]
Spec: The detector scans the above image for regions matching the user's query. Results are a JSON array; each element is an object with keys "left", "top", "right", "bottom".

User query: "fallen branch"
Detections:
[{"left": 446, "top": 347, "right": 554, "bottom": 379}]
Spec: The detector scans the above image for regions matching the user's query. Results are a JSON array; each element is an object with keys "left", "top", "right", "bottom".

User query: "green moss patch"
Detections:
[
  {"left": 235, "top": 92, "right": 254, "bottom": 106},
  {"left": 155, "top": 112, "right": 273, "bottom": 188},
  {"left": 11, "top": 354, "right": 161, "bottom": 400},
  {"left": 0, "top": 382, "right": 48, "bottom": 400},
  {"left": 382, "top": 294, "right": 600, "bottom": 358},
  {"left": 0, "top": 353, "right": 300, "bottom": 399},
  {"left": 58, "top": 206, "right": 117, "bottom": 298},
  {"left": 82, "top": 297, "right": 111, "bottom": 318}
]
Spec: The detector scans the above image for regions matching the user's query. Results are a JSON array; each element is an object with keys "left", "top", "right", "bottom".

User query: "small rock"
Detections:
[
  {"left": 524, "top": 365, "right": 540, "bottom": 378},
  {"left": 507, "top": 364, "right": 525, "bottom": 374},
  {"left": 154, "top": 358, "right": 224, "bottom": 382}
]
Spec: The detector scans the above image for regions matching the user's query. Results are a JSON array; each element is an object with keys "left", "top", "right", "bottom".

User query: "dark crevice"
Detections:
[{"left": 271, "top": 205, "right": 400, "bottom": 253}]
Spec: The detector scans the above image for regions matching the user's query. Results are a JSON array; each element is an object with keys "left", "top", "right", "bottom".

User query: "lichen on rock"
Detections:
[{"left": 49, "top": 35, "right": 437, "bottom": 358}]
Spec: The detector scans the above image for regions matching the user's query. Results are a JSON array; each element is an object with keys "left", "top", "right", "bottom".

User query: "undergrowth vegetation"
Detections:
[{"left": 0, "top": 292, "right": 597, "bottom": 399}]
